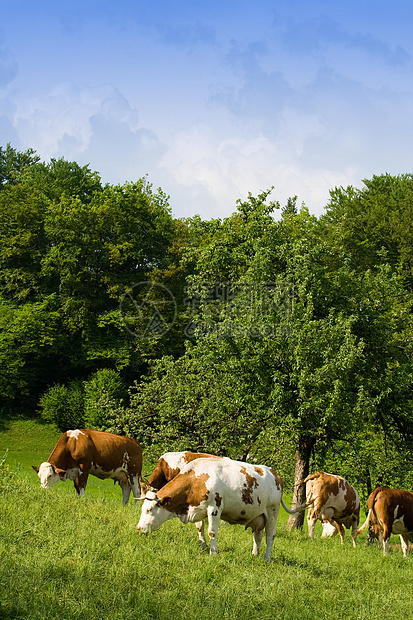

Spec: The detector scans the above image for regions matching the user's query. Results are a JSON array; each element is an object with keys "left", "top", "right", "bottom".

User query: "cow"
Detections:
[
  {"left": 147, "top": 451, "right": 218, "bottom": 491},
  {"left": 137, "top": 456, "right": 308, "bottom": 562},
  {"left": 355, "top": 487, "right": 413, "bottom": 556},
  {"left": 304, "top": 471, "right": 360, "bottom": 547},
  {"left": 145, "top": 451, "right": 220, "bottom": 548},
  {"left": 32, "top": 429, "right": 143, "bottom": 505}
]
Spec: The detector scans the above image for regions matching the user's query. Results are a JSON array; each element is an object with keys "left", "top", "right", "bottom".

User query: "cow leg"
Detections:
[
  {"left": 264, "top": 507, "right": 279, "bottom": 563},
  {"left": 334, "top": 521, "right": 345, "bottom": 545},
  {"left": 382, "top": 527, "right": 391, "bottom": 556},
  {"left": 74, "top": 467, "right": 89, "bottom": 497},
  {"left": 117, "top": 473, "right": 132, "bottom": 505},
  {"left": 307, "top": 511, "right": 318, "bottom": 539},
  {"left": 121, "top": 484, "right": 132, "bottom": 506},
  {"left": 131, "top": 476, "right": 141, "bottom": 505},
  {"left": 73, "top": 478, "right": 83, "bottom": 496},
  {"left": 400, "top": 536, "right": 409, "bottom": 558},
  {"left": 252, "top": 529, "right": 264, "bottom": 557},
  {"left": 207, "top": 506, "right": 221, "bottom": 555},
  {"left": 252, "top": 530, "right": 264, "bottom": 557},
  {"left": 195, "top": 520, "right": 208, "bottom": 549},
  {"left": 378, "top": 531, "right": 384, "bottom": 552},
  {"left": 350, "top": 518, "right": 358, "bottom": 548}
]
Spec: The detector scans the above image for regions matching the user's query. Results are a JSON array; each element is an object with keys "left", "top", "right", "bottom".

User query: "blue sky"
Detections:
[{"left": 1, "top": 1, "right": 413, "bottom": 220}]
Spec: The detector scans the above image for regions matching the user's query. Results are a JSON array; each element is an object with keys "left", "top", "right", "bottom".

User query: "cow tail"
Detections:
[
  {"left": 354, "top": 509, "right": 372, "bottom": 538},
  {"left": 302, "top": 472, "right": 322, "bottom": 484},
  {"left": 355, "top": 487, "right": 384, "bottom": 538},
  {"left": 280, "top": 496, "right": 310, "bottom": 515}
]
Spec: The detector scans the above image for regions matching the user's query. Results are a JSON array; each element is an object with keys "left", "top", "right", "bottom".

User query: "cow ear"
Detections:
[
  {"left": 32, "top": 466, "right": 40, "bottom": 473},
  {"left": 140, "top": 481, "right": 153, "bottom": 497},
  {"left": 159, "top": 496, "right": 171, "bottom": 507},
  {"left": 55, "top": 467, "right": 67, "bottom": 480}
]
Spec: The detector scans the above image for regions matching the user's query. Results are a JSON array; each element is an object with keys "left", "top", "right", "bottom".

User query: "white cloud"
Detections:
[
  {"left": 2, "top": 2, "right": 413, "bottom": 222},
  {"left": 10, "top": 82, "right": 140, "bottom": 158}
]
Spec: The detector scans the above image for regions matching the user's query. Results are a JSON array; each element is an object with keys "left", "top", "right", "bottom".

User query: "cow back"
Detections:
[
  {"left": 153, "top": 457, "right": 282, "bottom": 522},
  {"left": 48, "top": 429, "right": 142, "bottom": 475},
  {"left": 148, "top": 451, "right": 217, "bottom": 490}
]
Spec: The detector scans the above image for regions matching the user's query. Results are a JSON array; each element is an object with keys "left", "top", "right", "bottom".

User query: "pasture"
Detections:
[{"left": 1, "top": 418, "right": 412, "bottom": 620}]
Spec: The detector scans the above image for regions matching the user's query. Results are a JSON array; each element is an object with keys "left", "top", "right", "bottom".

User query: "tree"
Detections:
[
  {"left": 0, "top": 184, "right": 47, "bottom": 302},
  {"left": 322, "top": 173, "right": 413, "bottom": 289},
  {"left": 0, "top": 147, "right": 188, "bottom": 411},
  {"left": 126, "top": 185, "right": 413, "bottom": 529},
  {"left": 21, "top": 156, "right": 102, "bottom": 203},
  {"left": 281, "top": 195, "right": 298, "bottom": 218},
  {"left": 0, "top": 297, "right": 59, "bottom": 402},
  {"left": 0, "top": 143, "right": 40, "bottom": 188},
  {"left": 83, "top": 368, "right": 127, "bottom": 430}
]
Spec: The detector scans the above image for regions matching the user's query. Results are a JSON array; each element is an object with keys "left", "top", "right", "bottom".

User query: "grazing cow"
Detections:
[
  {"left": 33, "top": 429, "right": 143, "bottom": 505},
  {"left": 146, "top": 451, "right": 220, "bottom": 547},
  {"left": 137, "top": 457, "right": 308, "bottom": 562},
  {"left": 355, "top": 487, "right": 413, "bottom": 556},
  {"left": 304, "top": 472, "right": 360, "bottom": 547}
]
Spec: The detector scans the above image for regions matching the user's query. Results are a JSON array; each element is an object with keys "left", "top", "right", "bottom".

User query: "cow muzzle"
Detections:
[{"left": 136, "top": 524, "right": 152, "bottom": 535}]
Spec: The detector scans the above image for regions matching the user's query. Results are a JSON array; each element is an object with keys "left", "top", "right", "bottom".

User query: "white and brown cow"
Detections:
[
  {"left": 33, "top": 429, "right": 143, "bottom": 505},
  {"left": 145, "top": 451, "right": 220, "bottom": 547},
  {"left": 147, "top": 451, "right": 219, "bottom": 491},
  {"left": 355, "top": 487, "right": 413, "bottom": 556},
  {"left": 137, "top": 456, "right": 307, "bottom": 562},
  {"left": 304, "top": 471, "right": 360, "bottom": 546}
]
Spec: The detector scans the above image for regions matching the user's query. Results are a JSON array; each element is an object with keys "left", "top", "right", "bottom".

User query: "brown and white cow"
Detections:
[
  {"left": 145, "top": 451, "right": 220, "bottom": 547},
  {"left": 137, "top": 456, "right": 308, "bottom": 562},
  {"left": 355, "top": 487, "right": 413, "bottom": 556},
  {"left": 304, "top": 471, "right": 360, "bottom": 546},
  {"left": 33, "top": 429, "right": 143, "bottom": 505},
  {"left": 147, "top": 451, "right": 218, "bottom": 491}
]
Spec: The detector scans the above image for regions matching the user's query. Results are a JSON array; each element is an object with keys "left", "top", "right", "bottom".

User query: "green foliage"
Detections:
[
  {"left": 323, "top": 173, "right": 413, "bottom": 287},
  {"left": 38, "top": 382, "right": 85, "bottom": 431},
  {"left": 0, "top": 297, "right": 59, "bottom": 401},
  {"left": 0, "top": 143, "right": 40, "bottom": 188},
  {"left": 83, "top": 368, "right": 127, "bottom": 430},
  {"left": 0, "top": 184, "right": 47, "bottom": 301},
  {"left": 0, "top": 145, "right": 187, "bottom": 409},
  {"left": 21, "top": 156, "right": 102, "bottom": 203}
]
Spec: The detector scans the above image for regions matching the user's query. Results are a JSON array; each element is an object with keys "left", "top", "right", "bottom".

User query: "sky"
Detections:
[{"left": 1, "top": 0, "right": 413, "bottom": 220}]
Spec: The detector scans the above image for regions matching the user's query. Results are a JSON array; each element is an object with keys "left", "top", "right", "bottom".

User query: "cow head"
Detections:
[
  {"left": 136, "top": 491, "right": 174, "bottom": 534},
  {"left": 32, "top": 462, "right": 67, "bottom": 489}
]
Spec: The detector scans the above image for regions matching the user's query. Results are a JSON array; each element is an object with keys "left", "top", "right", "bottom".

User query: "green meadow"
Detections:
[{"left": 1, "top": 418, "right": 412, "bottom": 620}]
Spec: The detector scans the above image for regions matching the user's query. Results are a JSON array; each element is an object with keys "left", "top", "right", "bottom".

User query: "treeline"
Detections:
[{"left": 1, "top": 144, "right": 413, "bottom": 502}]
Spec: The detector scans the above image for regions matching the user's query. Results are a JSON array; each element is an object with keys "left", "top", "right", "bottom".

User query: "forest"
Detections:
[{"left": 1, "top": 142, "right": 413, "bottom": 511}]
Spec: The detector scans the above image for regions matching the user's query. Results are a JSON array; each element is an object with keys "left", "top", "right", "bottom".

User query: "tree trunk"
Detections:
[{"left": 286, "top": 435, "right": 314, "bottom": 530}]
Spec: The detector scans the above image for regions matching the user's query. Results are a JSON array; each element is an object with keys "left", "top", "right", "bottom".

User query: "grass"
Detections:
[{"left": 1, "top": 418, "right": 413, "bottom": 620}]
